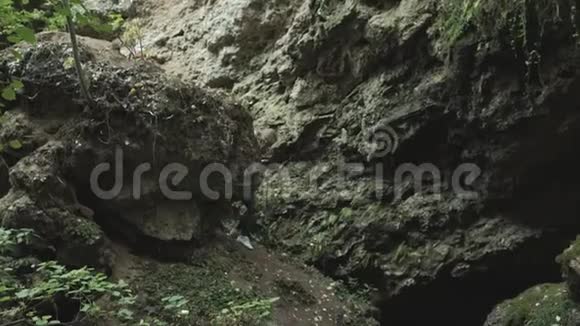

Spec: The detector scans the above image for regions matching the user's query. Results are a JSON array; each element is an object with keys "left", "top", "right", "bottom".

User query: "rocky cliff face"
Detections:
[
  {"left": 129, "top": 0, "right": 580, "bottom": 324},
  {"left": 3, "top": 0, "right": 580, "bottom": 324},
  {"left": 0, "top": 28, "right": 376, "bottom": 325}
]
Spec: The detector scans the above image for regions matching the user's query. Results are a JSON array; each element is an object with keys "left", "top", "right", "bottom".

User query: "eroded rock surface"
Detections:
[
  {"left": 2, "top": 0, "right": 580, "bottom": 324},
  {"left": 130, "top": 0, "right": 580, "bottom": 323},
  {"left": 0, "top": 32, "right": 258, "bottom": 266},
  {"left": 84, "top": 0, "right": 136, "bottom": 16}
]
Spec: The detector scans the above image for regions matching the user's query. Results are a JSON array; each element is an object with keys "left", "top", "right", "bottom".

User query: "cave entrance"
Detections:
[{"left": 379, "top": 230, "right": 574, "bottom": 326}]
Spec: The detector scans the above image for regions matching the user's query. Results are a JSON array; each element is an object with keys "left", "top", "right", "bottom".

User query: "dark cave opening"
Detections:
[
  {"left": 33, "top": 294, "right": 81, "bottom": 324},
  {"left": 379, "top": 119, "right": 580, "bottom": 325},
  {"left": 379, "top": 231, "right": 573, "bottom": 326},
  {"left": 55, "top": 297, "right": 81, "bottom": 323}
]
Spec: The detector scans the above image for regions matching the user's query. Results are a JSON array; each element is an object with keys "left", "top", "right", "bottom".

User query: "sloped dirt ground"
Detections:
[{"left": 109, "top": 233, "right": 375, "bottom": 326}]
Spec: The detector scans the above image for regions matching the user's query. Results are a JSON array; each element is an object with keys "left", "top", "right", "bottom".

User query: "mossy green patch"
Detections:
[
  {"left": 131, "top": 256, "right": 274, "bottom": 325},
  {"left": 61, "top": 216, "right": 103, "bottom": 245},
  {"left": 557, "top": 236, "right": 580, "bottom": 269},
  {"left": 556, "top": 237, "right": 580, "bottom": 300},
  {"left": 435, "top": 0, "right": 577, "bottom": 57},
  {"left": 497, "top": 283, "right": 578, "bottom": 326}
]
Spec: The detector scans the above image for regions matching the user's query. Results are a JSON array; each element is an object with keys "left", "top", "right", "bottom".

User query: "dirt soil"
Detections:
[{"left": 110, "top": 233, "right": 375, "bottom": 325}]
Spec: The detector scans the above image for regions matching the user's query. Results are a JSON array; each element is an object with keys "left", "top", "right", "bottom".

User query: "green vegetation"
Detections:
[
  {"left": 0, "top": 227, "right": 34, "bottom": 254},
  {"left": 0, "top": 79, "right": 23, "bottom": 104},
  {"left": 61, "top": 215, "right": 103, "bottom": 245},
  {"left": 557, "top": 237, "right": 580, "bottom": 300},
  {"left": 495, "top": 283, "right": 578, "bottom": 326},
  {"left": 435, "top": 0, "right": 577, "bottom": 84},
  {"left": 435, "top": 0, "right": 575, "bottom": 55},
  {"left": 0, "top": 228, "right": 135, "bottom": 325},
  {"left": 0, "top": 0, "right": 124, "bottom": 43},
  {"left": 118, "top": 18, "right": 145, "bottom": 59},
  {"left": 132, "top": 260, "right": 277, "bottom": 325},
  {"left": 436, "top": 0, "right": 486, "bottom": 48},
  {"left": 557, "top": 236, "right": 580, "bottom": 268},
  {"left": 0, "top": 0, "right": 126, "bottom": 107},
  {"left": 212, "top": 297, "right": 279, "bottom": 325},
  {"left": 0, "top": 0, "right": 45, "bottom": 42}
]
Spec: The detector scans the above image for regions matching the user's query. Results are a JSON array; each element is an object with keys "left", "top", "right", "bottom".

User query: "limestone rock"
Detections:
[
  {"left": 122, "top": 200, "right": 201, "bottom": 242},
  {"left": 0, "top": 189, "right": 106, "bottom": 268},
  {"left": 83, "top": 0, "right": 136, "bottom": 16},
  {"left": 128, "top": 0, "right": 580, "bottom": 323},
  {"left": 1, "top": 32, "right": 259, "bottom": 250}
]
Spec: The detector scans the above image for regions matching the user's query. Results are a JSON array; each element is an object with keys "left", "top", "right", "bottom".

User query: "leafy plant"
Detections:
[
  {"left": 212, "top": 297, "right": 279, "bottom": 325},
  {"left": 1, "top": 259, "right": 136, "bottom": 324},
  {"left": 435, "top": 0, "right": 567, "bottom": 50},
  {"left": 1, "top": 78, "right": 23, "bottom": 102},
  {"left": 0, "top": 0, "right": 126, "bottom": 107},
  {"left": 436, "top": 0, "right": 484, "bottom": 48},
  {"left": 0, "top": 0, "right": 36, "bottom": 107},
  {"left": 0, "top": 227, "right": 34, "bottom": 254},
  {"left": 161, "top": 295, "right": 189, "bottom": 312},
  {"left": 118, "top": 18, "right": 145, "bottom": 59},
  {"left": 0, "top": 0, "right": 41, "bottom": 43}
]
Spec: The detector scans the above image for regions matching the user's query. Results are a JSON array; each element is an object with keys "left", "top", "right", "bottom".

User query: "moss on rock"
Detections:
[
  {"left": 435, "top": 0, "right": 576, "bottom": 49},
  {"left": 485, "top": 283, "right": 580, "bottom": 326},
  {"left": 557, "top": 237, "right": 580, "bottom": 300}
]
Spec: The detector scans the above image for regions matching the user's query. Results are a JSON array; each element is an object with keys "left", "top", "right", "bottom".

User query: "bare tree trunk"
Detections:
[{"left": 63, "top": 0, "right": 92, "bottom": 104}]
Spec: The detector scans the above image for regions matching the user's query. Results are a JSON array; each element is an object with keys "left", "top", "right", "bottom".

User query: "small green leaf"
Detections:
[
  {"left": 55, "top": 6, "right": 71, "bottom": 18},
  {"left": 15, "top": 289, "right": 30, "bottom": 298},
  {"left": 11, "top": 79, "right": 24, "bottom": 91},
  {"left": 1, "top": 87, "right": 16, "bottom": 101},
  {"left": 8, "top": 140, "right": 22, "bottom": 150},
  {"left": 6, "top": 35, "right": 21, "bottom": 44},
  {"left": 15, "top": 27, "right": 36, "bottom": 44},
  {"left": 76, "top": 14, "right": 89, "bottom": 26},
  {"left": 63, "top": 57, "right": 75, "bottom": 70}
]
